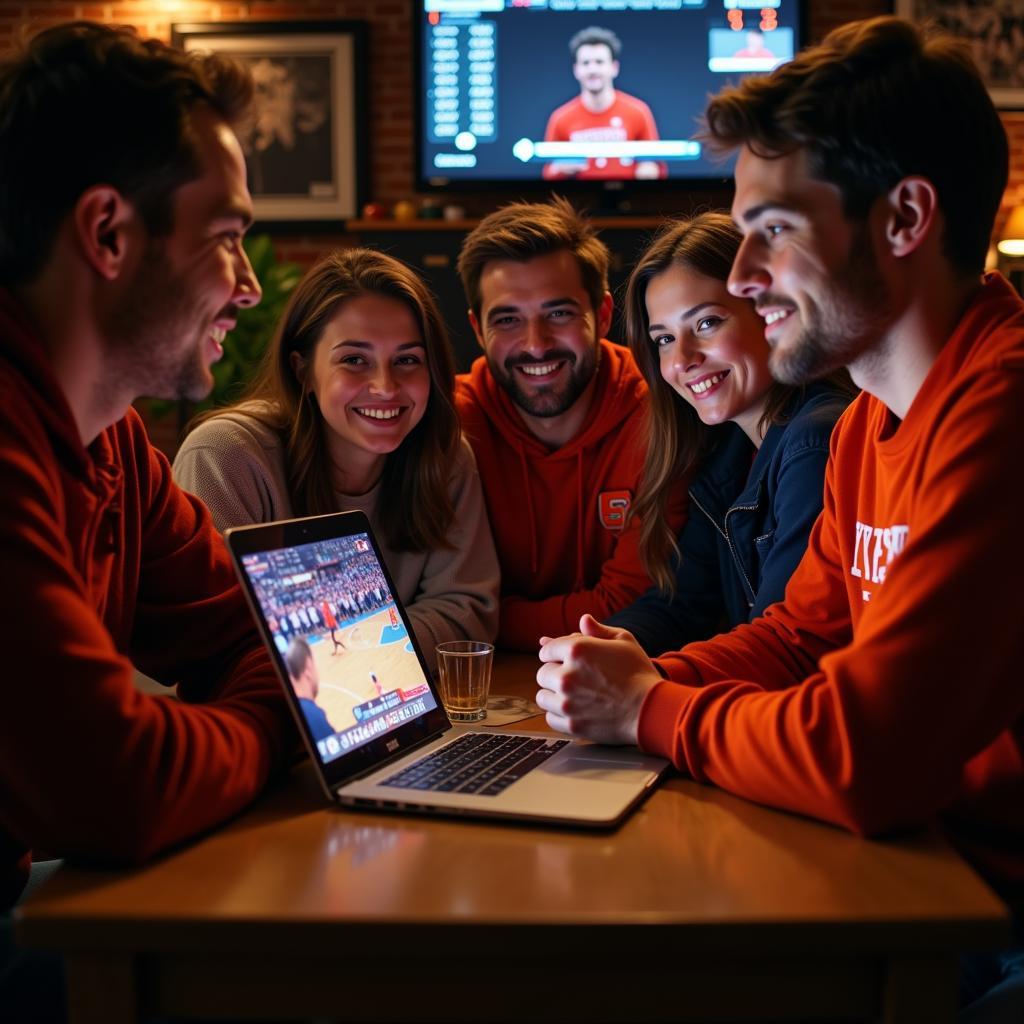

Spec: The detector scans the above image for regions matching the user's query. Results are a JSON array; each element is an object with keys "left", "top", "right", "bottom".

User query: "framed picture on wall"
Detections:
[
  {"left": 172, "top": 20, "right": 367, "bottom": 227},
  {"left": 894, "top": 0, "right": 1024, "bottom": 108}
]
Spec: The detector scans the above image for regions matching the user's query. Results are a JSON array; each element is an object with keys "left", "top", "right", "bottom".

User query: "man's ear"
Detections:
[
  {"left": 468, "top": 309, "right": 486, "bottom": 351},
  {"left": 596, "top": 290, "right": 613, "bottom": 339},
  {"left": 72, "top": 185, "right": 136, "bottom": 281},
  {"left": 882, "top": 176, "right": 938, "bottom": 259}
]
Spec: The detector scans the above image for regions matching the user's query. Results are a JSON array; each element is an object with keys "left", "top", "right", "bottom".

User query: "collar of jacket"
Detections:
[{"left": 688, "top": 381, "right": 842, "bottom": 532}]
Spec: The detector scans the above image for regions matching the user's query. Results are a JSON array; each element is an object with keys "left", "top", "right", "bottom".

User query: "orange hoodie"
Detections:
[
  {"left": 641, "top": 273, "right": 1024, "bottom": 913},
  {"left": 457, "top": 340, "right": 687, "bottom": 650}
]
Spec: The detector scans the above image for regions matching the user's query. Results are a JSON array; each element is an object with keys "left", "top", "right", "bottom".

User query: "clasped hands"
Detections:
[{"left": 535, "top": 614, "right": 662, "bottom": 745}]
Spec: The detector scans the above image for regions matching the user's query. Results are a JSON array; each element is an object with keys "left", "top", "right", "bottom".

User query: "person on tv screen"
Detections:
[
  {"left": 284, "top": 637, "right": 334, "bottom": 743},
  {"left": 455, "top": 198, "right": 687, "bottom": 650},
  {"left": 536, "top": 17, "right": 1023, "bottom": 1017},
  {"left": 734, "top": 29, "right": 775, "bottom": 59},
  {"left": 542, "top": 26, "right": 664, "bottom": 181}
]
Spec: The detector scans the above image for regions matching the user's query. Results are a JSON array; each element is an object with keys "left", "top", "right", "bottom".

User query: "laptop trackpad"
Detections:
[{"left": 548, "top": 749, "right": 654, "bottom": 782}]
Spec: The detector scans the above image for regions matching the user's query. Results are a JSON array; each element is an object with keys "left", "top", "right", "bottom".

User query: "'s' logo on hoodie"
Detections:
[{"left": 598, "top": 490, "right": 632, "bottom": 531}]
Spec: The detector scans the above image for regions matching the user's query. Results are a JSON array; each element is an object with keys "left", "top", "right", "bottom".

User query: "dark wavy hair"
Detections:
[
  {"left": 196, "top": 249, "right": 461, "bottom": 553},
  {"left": 704, "top": 16, "right": 1007, "bottom": 276},
  {"left": 0, "top": 20, "right": 254, "bottom": 286}
]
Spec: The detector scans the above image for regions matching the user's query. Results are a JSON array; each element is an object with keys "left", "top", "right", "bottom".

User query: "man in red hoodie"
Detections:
[
  {"left": 456, "top": 197, "right": 685, "bottom": 650},
  {"left": 537, "top": 17, "right": 1023, "bottom": 1016},
  {"left": 0, "top": 22, "right": 296, "bottom": 1014}
]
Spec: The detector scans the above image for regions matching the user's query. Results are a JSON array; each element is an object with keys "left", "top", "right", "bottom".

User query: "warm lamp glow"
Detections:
[{"left": 997, "top": 205, "right": 1024, "bottom": 257}]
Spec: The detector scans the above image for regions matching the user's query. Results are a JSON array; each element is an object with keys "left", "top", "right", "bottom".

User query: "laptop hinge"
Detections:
[{"left": 340, "top": 723, "right": 453, "bottom": 785}]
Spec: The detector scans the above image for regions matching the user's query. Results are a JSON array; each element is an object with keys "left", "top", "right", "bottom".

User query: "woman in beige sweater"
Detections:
[{"left": 173, "top": 249, "right": 499, "bottom": 672}]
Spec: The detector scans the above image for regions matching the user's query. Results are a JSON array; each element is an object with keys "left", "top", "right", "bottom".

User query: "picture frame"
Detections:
[
  {"left": 894, "top": 0, "right": 1024, "bottom": 108},
  {"left": 172, "top": 20, "right": 367, "bottom": 228}
]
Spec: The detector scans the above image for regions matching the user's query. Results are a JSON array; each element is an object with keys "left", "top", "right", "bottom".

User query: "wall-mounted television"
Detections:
[{"left": 414, "top": 0, "right": 805, "bottom": 194}]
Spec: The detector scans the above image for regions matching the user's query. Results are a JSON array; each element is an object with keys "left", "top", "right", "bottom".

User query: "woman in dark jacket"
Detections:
[{"left": 607, "top": 213, "right": 856, "bottom": 655}]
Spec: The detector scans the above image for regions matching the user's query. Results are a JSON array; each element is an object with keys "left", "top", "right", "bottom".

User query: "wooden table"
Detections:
[{"left": 16, "top": 655, "right": 1010, "bottom": 1023}]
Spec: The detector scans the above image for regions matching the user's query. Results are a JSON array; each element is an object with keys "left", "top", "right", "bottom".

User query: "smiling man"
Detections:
[
  {"left": 456, "top": 198, "right": 685, "bottom": 650},
  {"left": 535, "top": 17, "right": 1023, "bottom": 1016},
  {"left": 0, "top": 21, "right": 296, "bottom": 1013}
]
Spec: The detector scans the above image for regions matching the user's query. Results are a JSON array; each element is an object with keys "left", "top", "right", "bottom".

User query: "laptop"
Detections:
[{"left": 226, "top": 510, "right": 668, "bottom": 828}]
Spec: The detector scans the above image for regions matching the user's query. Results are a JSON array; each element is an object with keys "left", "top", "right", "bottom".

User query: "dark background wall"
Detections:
[
  {"left": 2, "top": 0, "right": 1020, "bottom": 255},
  {"left": 2, "top": 0, "right": 1022, "bottom": 451}
]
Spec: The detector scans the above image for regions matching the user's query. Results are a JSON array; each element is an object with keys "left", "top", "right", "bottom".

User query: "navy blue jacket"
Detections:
[{"left": 608, "top": 384, "right": 852, "bottom": 655}]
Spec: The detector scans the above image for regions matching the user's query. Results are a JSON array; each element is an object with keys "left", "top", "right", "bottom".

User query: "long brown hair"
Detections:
[
  {"left": 196, "top": 248, "right": 460, "bottom": 552},
  {"left": 627, "top": 213, "right": 818, "bottom": 593}
]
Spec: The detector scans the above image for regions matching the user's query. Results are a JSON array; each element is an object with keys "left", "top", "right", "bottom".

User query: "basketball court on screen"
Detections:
[{"left": 308, "top": 601, "right": 428, "bottom": 734}]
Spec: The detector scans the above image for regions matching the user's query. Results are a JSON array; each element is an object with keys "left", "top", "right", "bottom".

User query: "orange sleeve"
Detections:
[{"left": 641, "top": 368, "right": 1024, "bottom": 838}]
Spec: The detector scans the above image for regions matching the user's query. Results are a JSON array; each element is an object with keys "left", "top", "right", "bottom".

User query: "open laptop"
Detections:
[{"left": 226, "top": 510, "right": 667, "bottom": 828}]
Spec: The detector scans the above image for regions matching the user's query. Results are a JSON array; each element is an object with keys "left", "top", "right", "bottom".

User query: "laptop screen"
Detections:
[{"left": 236, "top": 528, "right": 441, "bottom": 766}]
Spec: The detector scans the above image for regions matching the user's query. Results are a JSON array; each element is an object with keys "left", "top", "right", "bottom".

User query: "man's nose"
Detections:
[
  {"left": 234, "top": 244, "right": 262, "bottom": 309},
  {"left": 727, "top": 235, "right": 769, "bottom": 299}
]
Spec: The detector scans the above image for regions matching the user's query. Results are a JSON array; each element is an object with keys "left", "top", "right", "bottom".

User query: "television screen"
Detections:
[{"left": 415, "top": 0, "right": 804, "bottom": 191}]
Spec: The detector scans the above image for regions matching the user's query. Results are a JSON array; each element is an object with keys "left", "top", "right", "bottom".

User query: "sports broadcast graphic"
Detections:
[{"left": 240, "top": 533, "right": 438, "bottom": 764}]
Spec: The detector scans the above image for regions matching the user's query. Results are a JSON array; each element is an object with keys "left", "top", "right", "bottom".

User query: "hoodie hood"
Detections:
[{"left": 0, "top": 288, "right": 89, "bottom": 474}]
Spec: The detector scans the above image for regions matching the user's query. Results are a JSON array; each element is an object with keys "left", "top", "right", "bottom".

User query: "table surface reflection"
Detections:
[{"left": 17, "top": 654, "right": 1010, "bottom": 1023}]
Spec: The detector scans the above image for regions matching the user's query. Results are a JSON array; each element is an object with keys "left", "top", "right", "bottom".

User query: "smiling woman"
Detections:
[
  {"left": 172, "top": 248, "right": 500, "bottom": 671},
  {"left": 606, "top": 212, "right": 856, "bottom": 655}
]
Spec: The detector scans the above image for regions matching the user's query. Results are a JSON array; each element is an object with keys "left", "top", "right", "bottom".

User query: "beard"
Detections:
[
  {"left": 488, "top": 343, "right": 599, "bottom": 418},
  {"left": 768, "top": 224, "right": 893, "bottom": 386},
  {"left": 102, "top": 239, "right": 221, "bottom": 405}
]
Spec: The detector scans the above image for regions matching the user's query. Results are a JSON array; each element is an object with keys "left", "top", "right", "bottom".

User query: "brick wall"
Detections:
[
  {"left": 4, "top": 0, "right": 1020, "bottom": 455},
  {"left": 2, "top": 0, "right": 1020, "bottom": 237}
]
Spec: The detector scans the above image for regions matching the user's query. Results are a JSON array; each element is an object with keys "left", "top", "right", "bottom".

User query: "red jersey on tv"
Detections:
[{"left": 542, "top": 91, "right": 662, "bottom": 180}]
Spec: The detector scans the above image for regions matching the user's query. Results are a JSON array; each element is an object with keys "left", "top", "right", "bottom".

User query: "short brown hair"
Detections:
[
  {"left": 284, "top": 636, "right": 313, "bottom": 682},
  {"left": 0, "top": 21, "right": 254, "bottom": 286},
  {"left": 704, "top": 16, "right": 1007, "bottom": 276},
  {"left": 457, "top": 196, "right": 610, "bottom": 319}
]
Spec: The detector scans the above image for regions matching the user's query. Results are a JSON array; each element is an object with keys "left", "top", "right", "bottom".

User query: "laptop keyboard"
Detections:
[{"left": 381, "top": 732, "right": 570, "bottom": 797}]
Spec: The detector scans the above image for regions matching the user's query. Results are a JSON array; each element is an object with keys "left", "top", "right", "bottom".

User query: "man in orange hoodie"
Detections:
[
  {"left": 0, "top": 22, "right": 295, "bottom": 1015},
  {"left": 456, "top": 197, "right": 685, "bottom": 650},
  {"left": 536, "top": 17, "right": 1023, "bottom": 1016}
]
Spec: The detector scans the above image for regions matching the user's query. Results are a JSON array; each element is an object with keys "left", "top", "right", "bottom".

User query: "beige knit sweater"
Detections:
[{"left": 172, "top": 408, "right": 500, "bottom": 672}]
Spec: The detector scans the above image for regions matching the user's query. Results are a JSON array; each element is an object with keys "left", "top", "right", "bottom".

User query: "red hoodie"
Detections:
[
  {"left": 640, "top": 273, "right": 1024, "bottom": 913},
  {"left": 457, "top": 340, "right": 687, "bottom": 650},
  {"left": 0, "top": 290, "right": 295, "bottom": 909}
]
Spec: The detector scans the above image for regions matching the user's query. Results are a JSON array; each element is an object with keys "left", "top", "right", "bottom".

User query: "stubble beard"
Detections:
[
  {"left": 103, "top": 239, "right": 215, "bottom": 406},
  {"left": 489, "top": 342, "right": 599, "bottom": 419},
  {"left": 769, "top": 227, "right": 893, "bottom": 387}
]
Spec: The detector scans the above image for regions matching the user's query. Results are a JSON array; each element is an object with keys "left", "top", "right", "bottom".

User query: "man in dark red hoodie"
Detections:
[
  {"left": 0, "top": 22, "right": 296, "bottom": 1014},
  {"left": 456, "top": 198, "right": 685, "bottom": 650}
]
